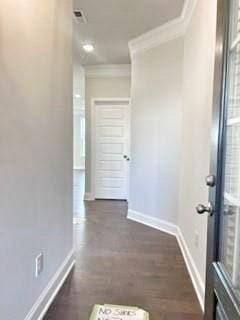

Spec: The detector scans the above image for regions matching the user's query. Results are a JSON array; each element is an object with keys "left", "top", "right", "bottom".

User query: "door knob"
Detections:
[
  {"left": 123, "top": 155, "right": 130, "bottom": 161},
  {"left": 205, "top": 175, "right": 216, "bottom": 187},
  {"left": 196, "top": 202, "right": 214, "bottom": 216}
]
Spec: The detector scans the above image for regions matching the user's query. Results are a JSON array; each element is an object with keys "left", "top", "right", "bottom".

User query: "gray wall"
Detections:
[
  {"left": 129, "top": 39, "right": 184, "bottom": 224},
  {"left": 85, "top": 76, "right": 131, "bottom": 194},
  {"left": 178, "top": 0, "right": 217, "bottom": 291},
  {"left": 129, "top": 0, "right": 217, "bottom": 303},
  {"left": 0, "top": 1, "right": 73, "bottom": 319}
]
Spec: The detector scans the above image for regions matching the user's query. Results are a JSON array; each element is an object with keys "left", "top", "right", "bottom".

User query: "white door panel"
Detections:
[
  {"left": 101, "top": 108, "right": 124, "bottom": 119},
  {"left": 99, "top": 160, "right": 123, "bottom": 171},
  {"left": 100, "top": 126, "right": 124, "bottom": 137},
  {"left": 99, "top": 154, "right": 123, "bottom": 161},
  {"left": 100, "top": 143, "right": 124, "bottom": 154},
  {"left": 98, "top": 171, "right": 124, "bottom": 178},
  {"left": 101, "top": 178, "right": 124, "bottom": 188},
  {"left": 96, "top": 188, "right": 125, "bottom": 199},
  {"left": 99, "top": 119, "right": 125, "bottom": 126},
  {"left": 93, "top": 101, "right": 130, "bottom": 200}
]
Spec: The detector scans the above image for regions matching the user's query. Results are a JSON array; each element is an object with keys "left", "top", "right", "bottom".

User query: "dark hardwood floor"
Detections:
[{"left": 44, "top": 200, "right": 203, "bottom": 320}]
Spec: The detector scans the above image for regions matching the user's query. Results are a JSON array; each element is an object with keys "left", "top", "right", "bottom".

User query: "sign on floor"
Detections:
[{"left": 90, "top": 304, "right": 149, "bottom": 320}]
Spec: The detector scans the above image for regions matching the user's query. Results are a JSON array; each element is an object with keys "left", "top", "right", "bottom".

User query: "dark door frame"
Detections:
[{"left": 204, "top": 0, "right": 240, "bottom": 319}]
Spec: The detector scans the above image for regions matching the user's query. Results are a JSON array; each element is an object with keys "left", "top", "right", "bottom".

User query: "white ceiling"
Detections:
[{"left": 73, "top": 0, "right": 185, "bottom": 66}]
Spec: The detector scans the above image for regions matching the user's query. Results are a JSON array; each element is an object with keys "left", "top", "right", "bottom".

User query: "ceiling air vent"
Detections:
[{"left": 73, "top": 9, "right": 87, "bottom": 24}]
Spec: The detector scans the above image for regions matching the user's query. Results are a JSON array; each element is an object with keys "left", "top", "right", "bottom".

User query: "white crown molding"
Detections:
[
  {"left": 85, "top": 64, "right": 131, "bottom": 78},
  {"left": 129, "top": 17, "right": 185, "bottom": 58},
  {"left": 181, "top": 0, "right": 198, "bottom": 31},
  {"left": 128, "top": 0, "right": 198, "bottom": 57}
]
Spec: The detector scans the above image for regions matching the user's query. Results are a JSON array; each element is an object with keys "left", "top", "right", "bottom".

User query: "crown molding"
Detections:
[
  {"left": 85, "top": 64, "right": 131, "bottom": 78},
  {"left": 128, "top": 0, "right": 198, "bottom": 58},
  {"left": 129, "top": 17, "right": 185, "bottom": 58},
  {"left": 181, "top": 0, "right": 198, "bottom": 30}
]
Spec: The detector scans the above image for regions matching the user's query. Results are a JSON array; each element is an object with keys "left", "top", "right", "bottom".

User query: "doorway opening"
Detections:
[{"left": 73, "top": 63, "right": 86, "bottom": 224}]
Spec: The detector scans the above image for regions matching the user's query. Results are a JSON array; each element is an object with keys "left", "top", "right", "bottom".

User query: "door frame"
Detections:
[
  {"left": 90, "top": 97, "right": 131, "bottom": 201},
  {"left": 204, "top": 0, "right": 240, "bottom": 319}
]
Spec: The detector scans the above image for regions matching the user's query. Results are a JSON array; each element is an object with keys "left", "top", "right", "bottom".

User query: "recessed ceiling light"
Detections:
[
  {"left": 75, "top": 94, "right": 81, "bottom": 98},
  {"left": 83, "top": 43, "right": 95, "bottom": 52}
]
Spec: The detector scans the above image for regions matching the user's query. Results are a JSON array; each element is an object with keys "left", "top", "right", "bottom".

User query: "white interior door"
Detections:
[{"left": 93, "top": 100, "right": 130, "bottom": 200}]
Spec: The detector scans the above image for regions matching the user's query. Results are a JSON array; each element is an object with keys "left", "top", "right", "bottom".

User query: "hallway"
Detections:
[{"left": 44, "top": 200, "right": 202, "bottom": 320}]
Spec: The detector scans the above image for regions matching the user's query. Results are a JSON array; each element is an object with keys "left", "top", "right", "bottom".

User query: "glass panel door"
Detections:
[
  {"left": 204, "top": 0, "right": 240, "bottom": 319},
  {"left": 219, "top": 0, "right": 240, "bottom": 301},
  {"left": 216, "top": 304, "right": 227, "bottom": 320}
]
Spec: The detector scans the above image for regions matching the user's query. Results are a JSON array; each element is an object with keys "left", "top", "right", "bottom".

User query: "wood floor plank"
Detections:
[{"left": 44, "top": 200, "right": 203, "bottom": 320}]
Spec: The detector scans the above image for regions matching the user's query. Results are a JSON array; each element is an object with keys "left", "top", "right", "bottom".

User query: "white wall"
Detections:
[
  {"left": 129, "top": 38, "right": 184, "bottom": 225},
  {"left": 0, "top": 1, "right": 73, "bottom": 319},
  {"left": 85, "top": 76, "right": 131, "bottom": 193},
  {"left": 178, "top": 0, "right": 217, "bottom": 300},
  {"left": 128, "top": 0, "right": 218, "bottom": 308}
]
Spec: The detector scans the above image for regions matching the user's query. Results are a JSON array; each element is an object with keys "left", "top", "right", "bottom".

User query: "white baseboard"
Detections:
[
  {"left": 84, "top": 193, "right": 95, "bottom": 201},
  {"left": 127, "top": 209, "right": 178, "bottom": 236},
  {"left": 176, "top": 228, "right": 205, "bottom": 311},
  {"left": 127, "top": 209, "right": 205, "bottom": 311},
  {"left": 24, "top": 249, "right": 75, "bottom": 320}
]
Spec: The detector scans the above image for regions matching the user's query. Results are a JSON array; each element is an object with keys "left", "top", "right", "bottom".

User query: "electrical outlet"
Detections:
[
  {"left": 35, "top": 253, "right": 44, "bottom": 278},
  {"left": 194, "top": 231, "right": 199, "bottom": 248}
]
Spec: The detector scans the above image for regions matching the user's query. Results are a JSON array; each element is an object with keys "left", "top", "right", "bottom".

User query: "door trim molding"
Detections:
[
  {"left": 84, "top": 192, "right": 95, "bottom": 201},
  {"left": 90, "top": 98, "right": 131, "bottom": 200},
  {"left": 127, "top": 208, "right": 205, "bottom": 311}
]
